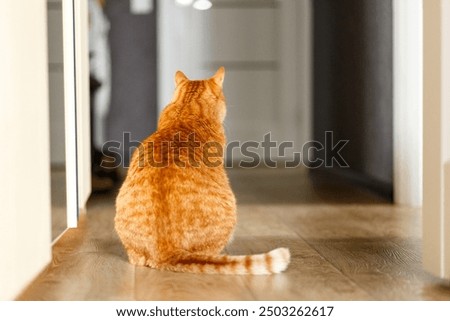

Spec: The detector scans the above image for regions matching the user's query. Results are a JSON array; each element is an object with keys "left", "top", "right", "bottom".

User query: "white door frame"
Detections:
[
  {"left": 62, "top": 0, "right": 78, "bottom": 228},
  {"left": 393, "top": 0, "right": 423, "bottom": 207},
  {"left": 62, "top": 0, "right": 91, "bottom": 228},
  {"left": 423, "top": 0, "right": 450, "bottom": 279},
  {"left": 394, "top": 0, "right": 450, "bottom": 281}
]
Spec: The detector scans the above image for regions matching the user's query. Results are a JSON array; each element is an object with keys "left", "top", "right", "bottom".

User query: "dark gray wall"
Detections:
[
  {"left": 312, "top": 0, "right": 393, "bottom": 198},
  {"left": 105, "top": 0, "right": 157, "bottom": 166}
]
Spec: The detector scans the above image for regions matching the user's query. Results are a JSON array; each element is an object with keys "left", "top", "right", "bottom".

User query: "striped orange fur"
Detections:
[{"left": 115, "top": 67, "right": 291, "bottom": 274}]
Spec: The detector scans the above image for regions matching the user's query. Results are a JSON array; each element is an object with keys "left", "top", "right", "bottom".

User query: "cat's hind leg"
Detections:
[{"left": 125, "top": 247, "right": 147, "bottom": 266}]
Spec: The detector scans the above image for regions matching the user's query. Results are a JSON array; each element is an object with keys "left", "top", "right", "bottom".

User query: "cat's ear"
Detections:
[
  {"left": 175, "top": 70, "right": 188, "bottom": 86},
  {"left": 211, "top": 66, "right": 225, "bottom": 87}
]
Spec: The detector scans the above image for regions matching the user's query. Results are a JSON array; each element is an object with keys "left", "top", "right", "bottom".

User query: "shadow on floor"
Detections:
[{"left": 227, "top": 167, "right": 389, "bottom": 205}]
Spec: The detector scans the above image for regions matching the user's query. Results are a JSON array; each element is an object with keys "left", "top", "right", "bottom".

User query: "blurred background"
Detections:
[{"left": 48, "top": 0, "right": 396, "bottom": 239}]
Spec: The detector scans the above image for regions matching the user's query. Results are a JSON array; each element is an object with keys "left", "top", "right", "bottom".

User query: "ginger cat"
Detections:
[{"left": 115, "top": 67, "right": 290, "bottom": 274}]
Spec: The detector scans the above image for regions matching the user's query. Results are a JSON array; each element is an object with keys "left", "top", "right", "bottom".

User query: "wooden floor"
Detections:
[{"left": 18, "top": 167, "right": 450, "bottom": 300}]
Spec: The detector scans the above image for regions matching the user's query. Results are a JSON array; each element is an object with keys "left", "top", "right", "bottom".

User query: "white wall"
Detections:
[
  {"left": 281, "top": 0, "right": 312, "bottom": 148},
  {"left": 393, "top": 0, "right": 423, "bottom": 207},
  {"left": 157, "top": 0, "right": 312, "bottom": 163},
  {"left": 0, "top": 0, "right": 52, "bottom": 300},
  {"left": 74, "top": 0, "right": 92, "bottom": 212},
  {"left": 157, "top": 0, "right": 211, "bottom": 111},
  {"left": 62, "top": 0, "right": 91, "bottom": 225}
]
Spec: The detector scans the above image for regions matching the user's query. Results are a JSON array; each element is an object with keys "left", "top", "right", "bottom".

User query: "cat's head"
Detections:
[{"left": 170, "top": 67, "right": 227, "bottom": 123}]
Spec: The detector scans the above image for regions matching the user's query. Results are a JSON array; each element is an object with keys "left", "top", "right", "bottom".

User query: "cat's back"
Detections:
[{"left": 116, "top": 120, "right": 234, "bottom": 215}]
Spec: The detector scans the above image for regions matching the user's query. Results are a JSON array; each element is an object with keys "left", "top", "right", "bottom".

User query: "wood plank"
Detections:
[
  {"left": 134, "top": 268, "right": 254, "bottom": 300},
  {"left": 17, "top": 198, "right": 136, "bottom": 300},
  {"left": 227, "top": 236, "right": 372, "bottom": 300},
  {"left": 228, "top": 206, "right": 372, "bottom": 300},
  {"left": 228, "top": 167, "right": 387, "bottom": 205},
  {"left": 303, "top": 237, "right": 450, "bottom": 300},
  {"left": 277, "top": 204, "right": 422, "bottom": 240},
  {"left": 276, "top": 203, "right": 450, "bottom": 300},
  {"left": 16, "top": 169, "right": 450, "bottom": 300}
]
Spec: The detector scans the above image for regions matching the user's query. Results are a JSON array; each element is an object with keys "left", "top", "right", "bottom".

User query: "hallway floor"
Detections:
[{"left": 18, "top": 168, "right": 450, "bottom": 300}]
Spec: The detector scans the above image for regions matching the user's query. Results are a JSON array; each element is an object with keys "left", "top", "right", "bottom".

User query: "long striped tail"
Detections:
[{"left": 160, "top": 248, "right": 291, "bottom": 275}]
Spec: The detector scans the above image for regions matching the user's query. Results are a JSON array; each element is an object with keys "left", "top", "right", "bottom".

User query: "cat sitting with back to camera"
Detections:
[{"left": 115, "top": 67, "right": 290, "bottom": 274}]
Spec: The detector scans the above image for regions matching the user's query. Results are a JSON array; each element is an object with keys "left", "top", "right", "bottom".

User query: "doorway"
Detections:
[{"left": 312, "top": 0, "right": 394, "bottom": 199}]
